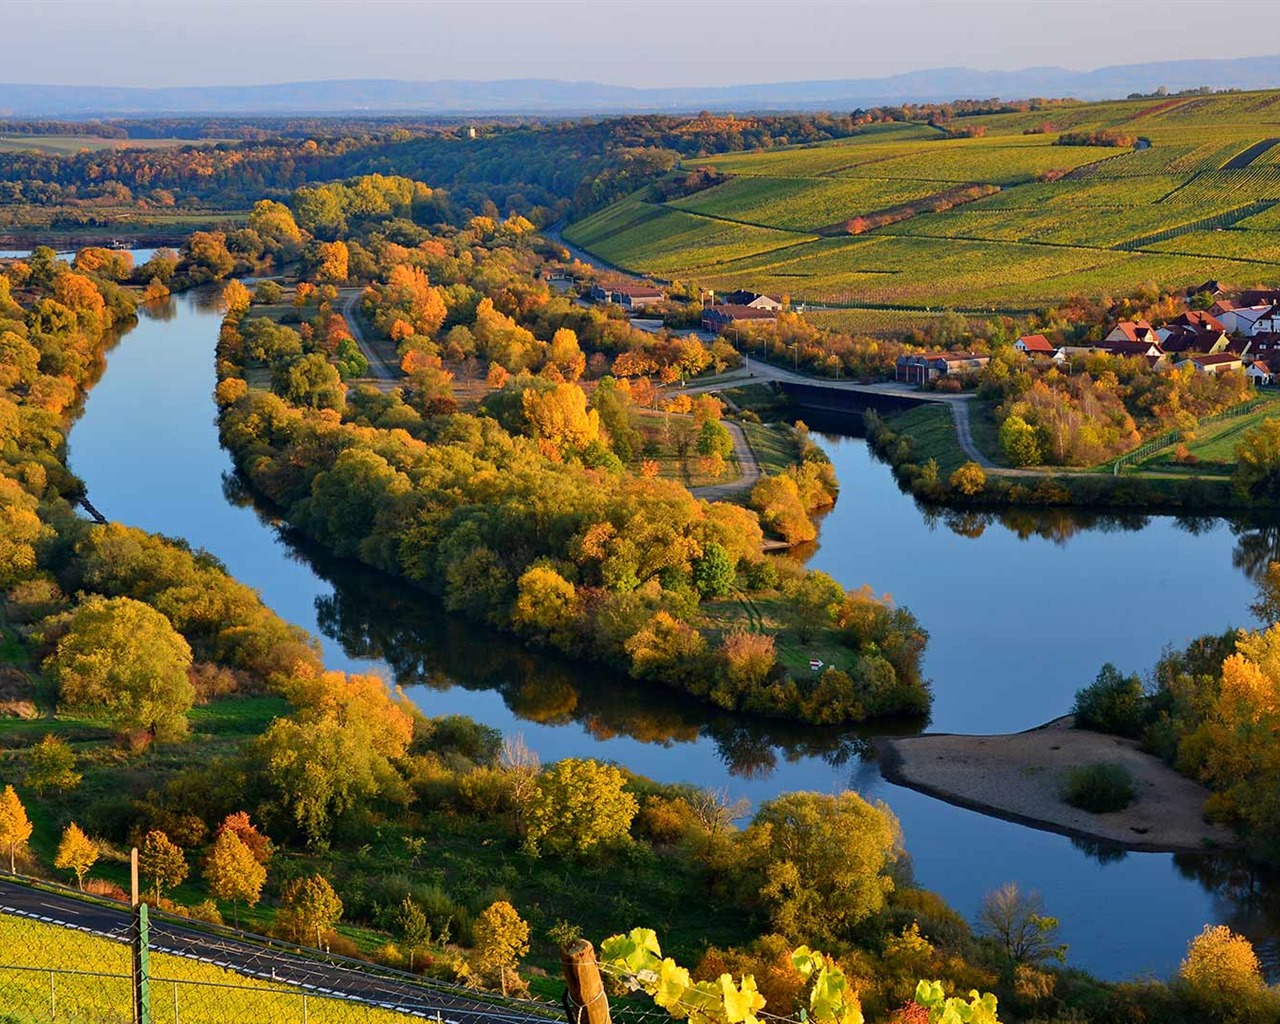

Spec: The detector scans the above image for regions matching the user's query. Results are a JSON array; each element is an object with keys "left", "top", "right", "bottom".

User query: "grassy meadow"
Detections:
[{"left": 563, "top": 92, "right": 1280, "bottom": 311}]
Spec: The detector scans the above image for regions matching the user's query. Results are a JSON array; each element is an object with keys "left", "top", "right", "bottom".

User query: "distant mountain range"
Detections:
[{"left": 6, "top": 55, "right": 1280, "bottom": 118}]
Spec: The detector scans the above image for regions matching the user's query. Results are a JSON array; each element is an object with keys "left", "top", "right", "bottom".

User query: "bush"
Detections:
[
  {"left": 1072, "top": 664, "right": 1148, "bottom": 737},
  {"left": 1062, "top": 763, "right": 1137, "bottom": 813}
]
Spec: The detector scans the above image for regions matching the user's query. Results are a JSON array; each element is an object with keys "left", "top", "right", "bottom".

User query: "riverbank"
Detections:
[{"left": 877, "top": 716, "right": 1238, "bottom": 853}]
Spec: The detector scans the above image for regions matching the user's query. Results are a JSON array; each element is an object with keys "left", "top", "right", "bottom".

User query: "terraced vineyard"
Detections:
[{"left": 563, "top": 91, "right": 1280, "bottom": 311}]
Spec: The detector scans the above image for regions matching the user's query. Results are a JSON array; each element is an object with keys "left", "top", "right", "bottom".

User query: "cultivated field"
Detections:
[{"left": 563, "top": 92, "right": 1280, "bottom": 311}]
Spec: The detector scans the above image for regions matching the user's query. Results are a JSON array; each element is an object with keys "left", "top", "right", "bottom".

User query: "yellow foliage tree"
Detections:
[
  {"left": 54, "top": 822, "right": 99, "bottom": 890},
  {"left": 1180, "top": 925, "right": 1265, "bottom": 1009},
  {"left": 522, "top": 383, "right": 600, "bottom": 457},
  {"left": 0, "top": 785, "right": 33, "bottom": 873},
  {"left": 473, "top": 901, "right": 530, "bottom": 996}
]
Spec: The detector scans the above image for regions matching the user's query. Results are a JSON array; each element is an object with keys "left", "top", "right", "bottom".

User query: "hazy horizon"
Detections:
[{"left": 9, "top": 0, "right": 1280, "bottom": 90}]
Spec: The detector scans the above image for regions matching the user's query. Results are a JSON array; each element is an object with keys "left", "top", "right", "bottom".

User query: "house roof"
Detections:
[
  {"left": 1160, "top": 324, "right": 1226, "bottom": 353},
  {"left": 1251, "top": 360, "right": 1274, "bottom": 375},
  {"left": 705, "top": 304, "right": 777, "bottom": 321},
  {"left": 1224, "top": 336, "right": 1253, "bottom": 354},
  {"left": 722, "top": 289, "right": 780, "bottom": 305},
  {"left": 1240, "top": 290, "right": 1280, "bottom": 307},
  {"left": 1016, "top": 334, "right": 1056, "bottom": 353},
  {"left": 1111, "top": 320, "right": 1157, "bottom": 342},
  {"left": 1172, "top": 310, "right": 1226, "bottom": 332},
  {"left": 1190, "top": 353, "right": 1243, "bottom": 367},
  {"left": 1102, "top": 338, "right": 1164, "bottom": 357},
  {"left": 612, "top": 284, "right": 665, "bottom": 298}
]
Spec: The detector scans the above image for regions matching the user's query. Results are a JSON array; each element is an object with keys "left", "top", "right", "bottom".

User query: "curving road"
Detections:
[
  {"left": 0, "top": 878, "right": 555, "bottom": 1024},
  {"left": 340, "top": 290, "right": 400, "bottom": 385}
]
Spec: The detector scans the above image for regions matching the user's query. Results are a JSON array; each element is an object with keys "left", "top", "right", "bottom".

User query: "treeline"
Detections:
[
  {"left": 0, "top": 112, "right": 874, "bottom": 226},
  {"left": 1055, "top": 130, "right": 1137, "bottom": 148}
]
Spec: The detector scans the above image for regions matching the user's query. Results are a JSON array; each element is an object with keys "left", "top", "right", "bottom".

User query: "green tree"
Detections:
[
  {"left": 0, "top": 785, "right": 33, "bottom": 873},
  {"left": 525, "top": 759, "right": 638, "bottom": 858},
  {"left": 999, "top": 414, "right": 1041, "bottom": 467},
  {"left": 782, "top": 571, "right": 845, "bottom": 643},
  {"left": 396, "top": 897, "right": 431, "bottom": 971},
  {"left": 1235, "top": 418, "right": 1280, "bottom": 501},
  {"left": 696, "top": 419, "right": 734, "bottom": 459},
  {"left": 473, "top": 901, "right": 530, "bottom": 996},
  {"left": 138, "top": 830, "right": 188, "bottom": 902},
  {"left": 278, "top": 874, "right": 343, "bottom": 949},
  {"left": 976, "top": 883, "right": 1066, "bottom": 967},
  {"left": 54, "top": 822, "right": 98, "bottom": 891},
  {"left": 25, "top": 734, "right": 82, "bottom": 796},
  {"left": 692, "top": 542, "right": 736, "bottom": 599},
  {"left": 204, "top": 830, "right": 266, "bottom": 927},
  {"left": 272, "top": 353, "right": 345, "bottom": 411},
  {"left": 44, "top": 595, "right": 195, "bottom": 743},
  {"left": 741, "top": 791, "right": 901, "bottom": 945}
]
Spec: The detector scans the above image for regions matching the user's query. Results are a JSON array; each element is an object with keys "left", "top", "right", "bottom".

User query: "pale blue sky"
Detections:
[{"left": 5, "top": 0, "right": 1280, "bottom": 88}]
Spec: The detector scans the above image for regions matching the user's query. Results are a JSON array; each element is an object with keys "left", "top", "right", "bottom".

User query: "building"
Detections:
[
  {"left": 720, "top": 290, "right": 783, "bottom": 311},
  {"left": 1157, "top": 324, "right": 1230, "bottom": 355},
  {"left": 1212, "top": 303, "right": 1273, "bottom": 336},
  {"left": 1188, "top": 279, "right": 1225, "bottom": 299},
  {"left": 1105, "top": 320, "right": 1159, "bottom": 345},
  {"left": 1248, "top": 360, "right": 1275, "bottom": 386},
  {"left": 1014, "top": 334, "right": 1057, "bottom": 358},
  {"left": 1098, "top": 338, "right": 1168, "bottom": 366},
  {"left": 1255, "top": 305, "right": 1280, "bottom": 336},
  {"left": 894, "top": 352, "right": 990, "bottom": 385},
  {"left": 1185, "top": 353, "right": 1244, "bottom": 375},
  {"left": 590, "top": 283, "right": 667, "bottom": 310},
  {"left": 701, "top": 304, "right": 778, "bottom": 333}
]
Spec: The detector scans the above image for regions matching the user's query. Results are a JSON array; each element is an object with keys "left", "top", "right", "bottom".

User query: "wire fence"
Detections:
[
  {"left": 1108, "top": 396, "right": 1263, "bottom": 474},
  {"left": 0, "top": 895, "right": 562, "bottom": 1024}
]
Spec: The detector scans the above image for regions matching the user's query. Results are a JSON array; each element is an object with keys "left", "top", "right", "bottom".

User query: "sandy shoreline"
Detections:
[{"left": 877, "top": 716, "right": 1238, "bottom": 853}]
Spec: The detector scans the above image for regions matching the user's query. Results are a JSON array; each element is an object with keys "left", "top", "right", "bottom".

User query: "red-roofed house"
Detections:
[
  {"left": 1014, "top": 334, "right": 1057, "bottom": 357},
  {"left": 591, "top": 283, "right": 667, "bottom": 310},
  {"left": 1104, "top": 320, "right": 1159, "bottom": 345}
]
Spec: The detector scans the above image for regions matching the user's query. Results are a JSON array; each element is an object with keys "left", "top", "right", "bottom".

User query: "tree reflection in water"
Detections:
[{"left": 214, "top": 483, "right": 889, "bottom": 779}]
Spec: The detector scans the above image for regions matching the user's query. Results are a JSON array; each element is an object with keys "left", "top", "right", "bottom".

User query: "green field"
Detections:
[
  {"left": 0, "top": 135, "right": 229, "bottom": 155},
  {"left": 564, "top": 91, "right": 1280, "bottom": 312}
]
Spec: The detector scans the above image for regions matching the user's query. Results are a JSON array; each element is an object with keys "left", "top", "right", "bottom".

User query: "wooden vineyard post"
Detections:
[{"left": 561, "top": 939, "right": 611, "bottom": 1024}]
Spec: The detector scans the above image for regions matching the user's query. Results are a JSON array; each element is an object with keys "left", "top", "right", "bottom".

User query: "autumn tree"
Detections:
[
  {"left": 741, "top": 791, "right": 900, "bottom": 945},
  {"left": 1179, "top": 924, "right": 1267, "bottom": 1016},
  {"left": 473, "top": 901, "right": 530, "bottom": 996},
  {"left": 547, "top": 327, "right": 586, "bottom": 381},
  {"left": 213, "top": 812, "right": 273, "bottom": 866},
  {"left": 277, "top": 874, "right": 343, "bottom": 949},
  {"left": 977, "top": 883, "right": 1066, "bottom": 967},
  {"left": 139, "top": 830, "right": 188, "bottom": 902},
  {"left": 750, "top": 475, "right": 815, "bottom": 546},
  {"left": 1235, "top": 418, "right": 1280, "bottom": 501},
  {"left": 0, "top": 785, "right": 33, "bottom": 873},
  {"left": 313, "top": 241, "right": 350, "bottom": 284},
  {"left": 525, "top": 759, "right": 638, "bottom": 858},
  {"left": 204, "top": 829, "right": 266, "bottom": 926},
  {"left": 45, "top": 595, "right": 195, "bottom": 743},
  {"left": 247, "top": 199, "right": 304, "bottom": 256},
  {"left": 54, "top": 822, "right": 98, "bottom": 890},
  {"left": 522, "top": 383, "right": 600, "bottom": 458},
  {"left": 999, "top": 415, "right": 1042, "bottom": 467},
  {"left": 949, "top": 462, "right": 987, "bottom": 496},
  {"left": 25, "top": 734, "right": 81, "bottom": 796},
  {"left": 782, "top": 571, "right": 844, "bottom": 642}
]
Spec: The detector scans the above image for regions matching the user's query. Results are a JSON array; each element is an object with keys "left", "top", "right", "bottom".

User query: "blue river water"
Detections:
[{"left": 64, "top": 286, "right": 1280, "bottom": 981}]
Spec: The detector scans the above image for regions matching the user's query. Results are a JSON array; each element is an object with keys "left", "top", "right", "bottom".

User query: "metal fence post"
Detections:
[{"left": 133, "top": 902, "right": 151, "bottom": 1024}]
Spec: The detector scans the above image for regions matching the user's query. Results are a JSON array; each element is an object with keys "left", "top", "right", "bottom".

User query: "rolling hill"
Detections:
[{"left": 562, "top": 91, "right": 1280, "bottom": 312}]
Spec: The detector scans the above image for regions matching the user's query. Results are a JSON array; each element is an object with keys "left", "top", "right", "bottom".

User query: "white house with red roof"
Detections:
[{"left": 1014, "top": 334, "right": 1057, "bottom": 358}]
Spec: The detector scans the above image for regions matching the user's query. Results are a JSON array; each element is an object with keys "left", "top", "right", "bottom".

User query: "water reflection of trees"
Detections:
[
  {"left": 248, "top": 520, "right": 883, "bottom": 780},
  {"left": 1231, "top": 520, "right": 1280, "bottom": 583}
]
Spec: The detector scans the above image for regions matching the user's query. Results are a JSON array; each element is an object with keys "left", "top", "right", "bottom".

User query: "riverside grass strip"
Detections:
[{"left": 568, "top": 89, "right": 1280, "bottom": 311}]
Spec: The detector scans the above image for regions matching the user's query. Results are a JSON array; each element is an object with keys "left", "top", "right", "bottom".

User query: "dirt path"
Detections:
[
  {"left": 878, "top": 717, "right": 1237, "bottom": 853},
  {"left": 947, "top": 399, "right": 995, "bottom": 468},
  {"left": 689, "top": 420, "right": 762, "bottom": 500},
  {"left": 340, "top": 290, "right": 399, "bottom": 383}
]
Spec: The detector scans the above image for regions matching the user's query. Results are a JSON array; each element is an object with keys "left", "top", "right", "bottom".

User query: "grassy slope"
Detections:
[{"left": 565, "top": 90, "right": 1280, "bottom": 312}]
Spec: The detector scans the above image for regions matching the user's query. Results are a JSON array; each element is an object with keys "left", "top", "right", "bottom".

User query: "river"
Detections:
[{"left": 65, "top": 287, "right": 1280, "bottom": 981}]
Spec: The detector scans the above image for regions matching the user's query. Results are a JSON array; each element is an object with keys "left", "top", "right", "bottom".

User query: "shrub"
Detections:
[
  {"left": 1062, "top": 763, "right": 1137, "bottom": 813},
  {"left": 1072, "top": 663, "right": 1148, "bottom": 737}
]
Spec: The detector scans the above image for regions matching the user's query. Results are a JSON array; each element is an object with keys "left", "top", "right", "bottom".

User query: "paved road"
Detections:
[
  {"left": 340, "top": 290, "right": 400, "bottom": 386},
  {"left": 0, "top": 879, "right": 554, "bottom": 1024},
  {"left": 689, "top": 419, "right": 762, "bottom": 500}
]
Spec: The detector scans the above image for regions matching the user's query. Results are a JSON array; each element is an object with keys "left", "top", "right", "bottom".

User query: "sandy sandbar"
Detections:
[{"left": 877, "top": 716, "right": 1238, "bottom": 852}]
